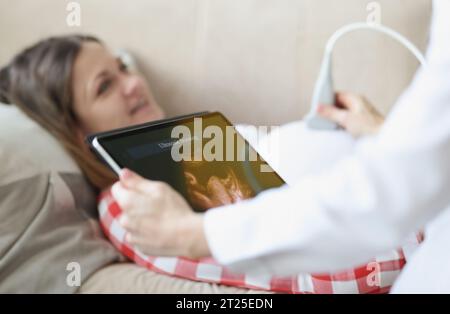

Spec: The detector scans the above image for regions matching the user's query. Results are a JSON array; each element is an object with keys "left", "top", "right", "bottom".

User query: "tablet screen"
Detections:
[{"left": 98, "top": 112, "right": 285, "bottom": 212}]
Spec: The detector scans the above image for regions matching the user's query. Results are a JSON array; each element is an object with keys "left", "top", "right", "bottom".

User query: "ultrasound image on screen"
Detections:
[{"left": 100, "top": 113, "right": 285, "bottom": 212}]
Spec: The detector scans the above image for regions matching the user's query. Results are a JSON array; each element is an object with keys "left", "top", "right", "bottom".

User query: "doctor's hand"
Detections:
[
  {"left": 317, "top": 92, "right": 385, "bottom": 138},
  {"left": 110, "top": 169, "right": 211, "bottom": 259}
]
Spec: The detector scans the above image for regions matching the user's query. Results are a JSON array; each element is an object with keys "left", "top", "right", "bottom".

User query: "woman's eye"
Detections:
[{"left": 97, "top": 79, "right": 111, "bottom": 96}]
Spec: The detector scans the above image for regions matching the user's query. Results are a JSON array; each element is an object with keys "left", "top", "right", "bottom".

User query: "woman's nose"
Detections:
[{"left": 121, "top": 75, "right": 140, "bottom": 97}]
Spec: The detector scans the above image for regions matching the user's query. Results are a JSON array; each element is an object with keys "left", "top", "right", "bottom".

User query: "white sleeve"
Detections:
[{"left": 204, "top": 0, "right": 450, "bottom": 275}]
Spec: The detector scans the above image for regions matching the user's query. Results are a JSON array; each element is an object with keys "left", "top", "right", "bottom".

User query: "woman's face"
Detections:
[{"left": 72, "top": 42, "right": 165, "bottom": 135}]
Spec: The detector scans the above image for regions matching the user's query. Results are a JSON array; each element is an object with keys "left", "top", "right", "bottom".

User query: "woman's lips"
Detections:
[{"left": 130, "top": 99, "right": 150, "bottom": 116}]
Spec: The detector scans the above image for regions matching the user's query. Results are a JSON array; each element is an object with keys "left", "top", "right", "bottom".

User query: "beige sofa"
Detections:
[
  {"left": 0, "top": 0, "right": 431, "bottom": 125},
  {"left": 0, "top": 0, "right": 432, "bottom": 293}
]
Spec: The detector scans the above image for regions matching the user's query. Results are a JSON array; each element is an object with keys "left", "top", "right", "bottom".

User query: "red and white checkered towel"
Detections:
[{"left": 98, "top": 189, "right": 422, "bottom": 294}]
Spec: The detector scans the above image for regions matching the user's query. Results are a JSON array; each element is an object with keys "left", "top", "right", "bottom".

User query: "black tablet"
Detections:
[{"left": 87, "top": 111, "right": 285, "bottom": 212}]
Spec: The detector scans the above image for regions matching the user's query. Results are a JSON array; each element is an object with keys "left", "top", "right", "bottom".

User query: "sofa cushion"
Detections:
[
  {"left": 0, "top": 0, "right": 432, "bottom": 125},
  {"left": 0, "top": 104, "right": 123, "bottom": 293}
]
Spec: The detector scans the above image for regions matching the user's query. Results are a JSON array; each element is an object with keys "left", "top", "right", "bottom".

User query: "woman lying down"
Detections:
[{"left": 0, "top": 35, "right": 421, "bottom": 293}]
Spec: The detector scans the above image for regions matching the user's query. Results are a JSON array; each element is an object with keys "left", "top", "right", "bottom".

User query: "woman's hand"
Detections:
[
  {"left": 110, "top": 169, "right": 211, "bottom": 259},
  {"left": 317, "top": 92, "right": 385, "bottom": 138}
]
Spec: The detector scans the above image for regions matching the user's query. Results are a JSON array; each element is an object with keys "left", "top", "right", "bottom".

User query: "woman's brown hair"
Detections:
[{"left": 0, "top": 35, "right": 116, "bottom": 190}]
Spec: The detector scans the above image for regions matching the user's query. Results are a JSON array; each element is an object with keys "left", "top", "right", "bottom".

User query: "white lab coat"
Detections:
[{"left": 204, "top": 0, "right": 450, "bottom": 293}]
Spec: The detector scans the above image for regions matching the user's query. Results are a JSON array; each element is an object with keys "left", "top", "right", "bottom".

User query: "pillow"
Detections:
[
  {"left": 98, "top": 121, "right": 423, "bottom": 294},
  {"left": 0, "top": 104, "right": 123, "bottom": 293}
]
